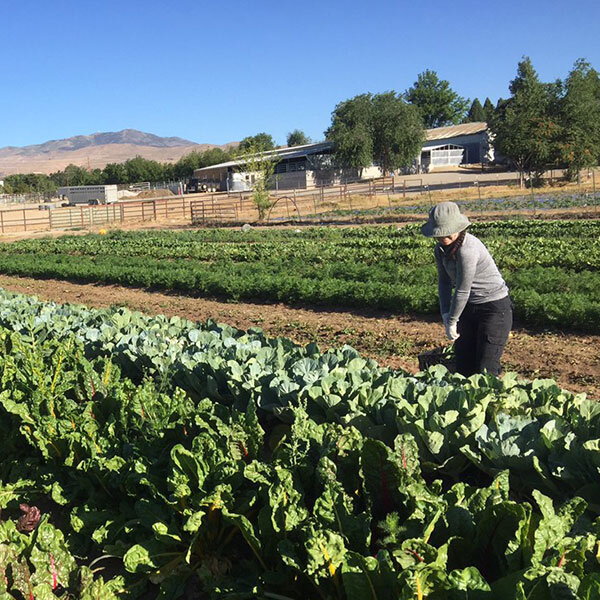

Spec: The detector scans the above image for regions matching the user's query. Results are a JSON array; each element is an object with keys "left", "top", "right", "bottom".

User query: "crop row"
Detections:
[
  {"left": 4, "top": 221, "right": 600, "bottom": 267},
  {"left": 312, "top": 191, "right": 600, "bottom": 219},
  {"left": 0, "top": 222, "right": 599, "bottom": 331},
  {"left": 1, "top": 291, "right": 600, "bottom": 598}
]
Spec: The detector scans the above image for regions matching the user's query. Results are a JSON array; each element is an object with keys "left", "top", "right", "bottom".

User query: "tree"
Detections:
[
  {"left": 173, "top": 147, "right": 233, "bottom": 179},
  {"left": 483, "top": 98, "right": 495, "bottom": 123},
  {"left": 558, "top": 59, "right": 600, "bottom": 179},
  {"left": 200, "top": 147, "right": 232, "bottom": 167},
  {"left": 61, "top": 164, "right": 91, "bottom": 186},
  {"left": 4, "top": 173, "right": 56, "bottom": 194},
  {"left": 172, "top": 151, "right": 205, "bottom": 179},
  {"left": 405, "top": 70, "right": 469, "bottom": 128},
  {"left": 87, "top": 168, "right": 105, "bottom": 185},
  {"left": 237, "top": 141, "right": 279, "bottom": 220},
  {"left": 371, "top": 92, "right": 425, "bottom": 174},
  {"left": 238, "top": 133, "right": 275, "bottom": 153},
  {"left": 123, "top": 156, "right": 165, "bottom": 183},
  {"left": 325, "top": 93, "right": 375, "bottom": 173},
  {"left": 286, "top": 130, "right": 311, "bottom": 147},
  {"left": 326, "top": 92, "right": 424, "bottom": 175},
  {"left": 490, "top": 57, "right": 559, "bottom": 186},
  {"left": 465, "top": 98, "right": 486, "bottom": 122},
  {"left": 103, "top": 162, "right": 128, "bottom": 184}
]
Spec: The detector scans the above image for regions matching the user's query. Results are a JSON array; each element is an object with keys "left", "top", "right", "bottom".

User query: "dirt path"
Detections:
[{"left": 0, "top": 274, "right": 598, "bottom": 399}]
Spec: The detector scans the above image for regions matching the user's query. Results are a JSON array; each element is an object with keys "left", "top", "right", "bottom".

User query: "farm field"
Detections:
[
  {"left": 1, "top": 215, "right": 599, "bottom": 599},
  {"left": 0, "top": 221, "right": 599, "bottom": 332},
  {"left": 0, "top": 273, "right": 597, "bottom": 398},
  {"left": 2, "top": 290, "right": 600, "bottom": 599},
  {"left": 309, "top": 191, "right": 600, "bottom": 221}
]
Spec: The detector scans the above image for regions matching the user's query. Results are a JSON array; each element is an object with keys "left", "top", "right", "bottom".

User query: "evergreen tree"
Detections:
[
  {"left": 465, "top": 98, "right": 485, "bottom": 122},
  {"left": 483, "top": 97, "right": 495, "bottom": 123}
]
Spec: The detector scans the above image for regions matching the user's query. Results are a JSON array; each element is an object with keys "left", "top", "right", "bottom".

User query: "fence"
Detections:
[
  {"left": 0, "top": 197, "right": 191, "bottom": 234},
  {"left": 0, "top": 192, "right": 51, "bottom": 205},
  {"left": 0, "top": 169, "right": 593, "bottom": 234}
]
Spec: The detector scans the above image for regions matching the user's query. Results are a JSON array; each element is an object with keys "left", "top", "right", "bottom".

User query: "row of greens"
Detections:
[
  {"left": 1, "top": 290, "right": 600, "bottom": 598},
  {"left": 1, "top": 220, "right": 600, "bottom": 331},
  {"left": 309, "top": 191, "right": 600, "bottom": 219}
]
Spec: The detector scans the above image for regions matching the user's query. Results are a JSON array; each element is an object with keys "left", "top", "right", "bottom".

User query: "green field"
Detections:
[
  {"left": 1, "top": 220, "right": 600, "bottom": 331},
  {"left": 2, "top": 290, "right": 600, "bottom": 599}
]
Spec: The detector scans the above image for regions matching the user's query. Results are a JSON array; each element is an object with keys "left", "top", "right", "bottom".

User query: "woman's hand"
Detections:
[{"left": 445, "top": 320, "right": 459, "bottom": 341}]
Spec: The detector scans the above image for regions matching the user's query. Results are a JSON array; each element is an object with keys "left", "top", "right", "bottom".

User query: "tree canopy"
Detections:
[
  {"left": 371, "top": 92, "right": 425, "bottom": 174},
  {"left": 325, "top": 93, "right": 374, "bottom": 170},
  {"left": 483, "top": 98, "right": 495, "bottom": 123},
  {"left": 286, "top": 129, "right": 311, "bottom": 147},
  {"left": 491, "top": 57, "right": 560, "bottom": 183},
  {"left": 558, "top": 59, "right": 600, "bottom": 178},
  {"left": 465, "top": 98, "right": 486, "bottom": 122},
  {"left": 1, "top": 146, "right": 236, "bottom": 194},
  {"left": 405, "top": 70, "right": 470, "bottom": 128},
  {"left": 238, "top": 133, "right": 276, "bottom": 152},
  {"left": 326, "top": 92, "right": 424, "bottom": 173}
]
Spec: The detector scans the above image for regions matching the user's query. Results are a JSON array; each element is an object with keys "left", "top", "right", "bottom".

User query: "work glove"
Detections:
[{"left": 445, "top": 319, "right": 459, "bottom": 341}]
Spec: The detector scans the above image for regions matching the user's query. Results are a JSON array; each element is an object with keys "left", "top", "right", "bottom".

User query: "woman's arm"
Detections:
[
  {"left": 448, "top": 245, "right": 478, "bottom": 324},
  {"left": 435, "top": 246, "right": 452, "bottom": 316}
]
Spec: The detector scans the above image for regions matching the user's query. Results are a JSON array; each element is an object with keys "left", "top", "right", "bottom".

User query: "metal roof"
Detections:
[
  {"left": 195, "top": 124, "right": 488, "bottom": 173},
  {"left": 425, "top": 122, "right": 487, "bottom": 141},
  {"left": 194, "top": 141, "right": 332, "bottom": 172}
]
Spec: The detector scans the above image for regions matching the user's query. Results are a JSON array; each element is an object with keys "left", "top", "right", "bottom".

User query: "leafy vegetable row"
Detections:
[
  {"left": 0, "top": 288, "right": 598, "bottom": 509},
  {"left": 0, "top": 221, "right": 599, "bottom": 331},
  {"left": 2, "top": 320, "right": 600, "bottom": 599}
]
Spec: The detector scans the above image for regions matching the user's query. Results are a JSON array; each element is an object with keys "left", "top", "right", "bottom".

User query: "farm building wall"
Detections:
[
  {"left": 421, "top": 131, "right": 491, "bottom": 166},
  {"left": 273, "top": 171, "right": 308, "bottom": 190}
]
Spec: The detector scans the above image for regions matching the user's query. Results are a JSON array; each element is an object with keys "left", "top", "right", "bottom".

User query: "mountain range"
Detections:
[{"left": 0, "top": 129, "right": 234, "bottom": 176}]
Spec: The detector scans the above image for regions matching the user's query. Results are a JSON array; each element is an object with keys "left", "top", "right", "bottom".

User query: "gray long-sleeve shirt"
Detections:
[{"left": 435, "top": 233, "right": 509, "bottom": 324}]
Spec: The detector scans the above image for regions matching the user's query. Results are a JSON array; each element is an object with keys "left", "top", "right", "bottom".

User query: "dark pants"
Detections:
[{"left": 454, "top": 295, "right": 512, "bottom": 377}]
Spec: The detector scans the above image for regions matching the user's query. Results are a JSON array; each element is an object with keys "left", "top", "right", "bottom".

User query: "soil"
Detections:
[{"left": 0, "top": 274, "right": 597, "bottom": 399}]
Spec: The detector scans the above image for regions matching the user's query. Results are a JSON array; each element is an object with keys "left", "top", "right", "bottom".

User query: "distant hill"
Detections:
[{"left": 0, "top": 129, "right": 235, "bottom": 176}]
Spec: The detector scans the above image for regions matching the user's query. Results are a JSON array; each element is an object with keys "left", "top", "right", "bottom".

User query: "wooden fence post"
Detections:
[
  {"left": 0, "top": 210, "right": 4, "bottom": 234},
  {"left": 153, "top": 200, "right": 157, "bottom": 221},
  {"left": 23, "top": 209, "right": 27, "bottom": 232}
]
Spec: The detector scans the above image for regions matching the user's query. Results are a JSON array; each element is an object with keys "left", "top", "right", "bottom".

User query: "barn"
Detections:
[
  {"left": 418, "top": 122, "right": 491, "bottom": 171},
  {"left": 192, "top": 123, "right": 492, "bottom": 191}
]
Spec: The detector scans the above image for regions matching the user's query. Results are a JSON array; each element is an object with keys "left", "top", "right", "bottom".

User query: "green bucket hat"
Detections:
[{"left": 421, "top": 202, "right": 471, "bottom": 237}]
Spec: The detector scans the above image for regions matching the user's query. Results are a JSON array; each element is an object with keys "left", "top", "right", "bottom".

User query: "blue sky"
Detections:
[{"left": 2, "top": 0, "right": 599, "bottom": 148}]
